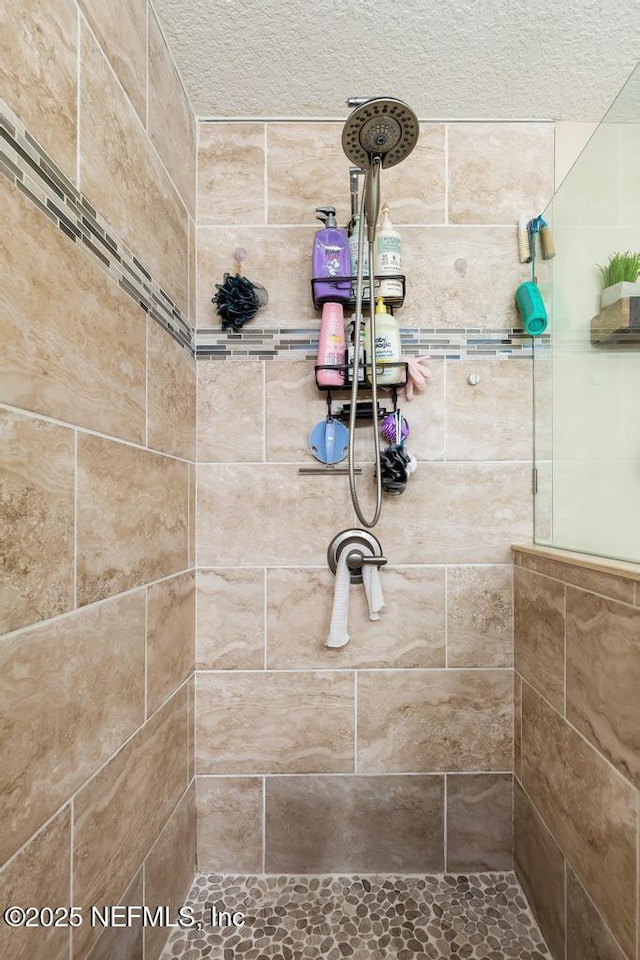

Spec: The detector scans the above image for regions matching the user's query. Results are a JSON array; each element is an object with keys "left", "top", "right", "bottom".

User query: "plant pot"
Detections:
[{"left": 600, "top": 280, "right": 640, "bottom": 309}]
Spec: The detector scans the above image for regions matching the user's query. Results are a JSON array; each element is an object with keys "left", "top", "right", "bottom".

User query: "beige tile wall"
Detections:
[
  {"left": 0, "top": 6, "right": 197, "bottom": 959},
  {"left": 194, "top": 117, "right": 552, "bottom": 876},
  {"left": 513, "top": 546, "right": 640, "bottom": 960}
]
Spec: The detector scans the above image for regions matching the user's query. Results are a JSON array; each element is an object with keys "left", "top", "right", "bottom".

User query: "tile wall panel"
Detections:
[
  {"left": 0, "top": 592, "right": 145, "bottom": 864},
  {"left": 77, "top": 0, "right": 147, "bottom": 123},
  {"left": 73, "top": 686, "right": 188, "bottom": 958},
  {"left": 80, "top": 26, "right": 189, "bottom": 313},
  {"left": 76, "top": 433, "right": 188, "bottom": 605},
  {"left": 196, "top": 671, "right": 355, "bottom": 774},
  {"left": 0, "top": 176, "right": 147, "bottom": 443},
  {"left": 0, "top": 0, "right": 77, "bottom": 179},
  {"left": 0, "top": 409, "right": 74, "bottom": 634},
  {"left": 0, "top": 807, "right": 71, "bottom": 960}
]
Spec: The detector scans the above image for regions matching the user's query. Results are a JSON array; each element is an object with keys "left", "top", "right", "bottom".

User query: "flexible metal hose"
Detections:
[{"left": 347, "top": 169, "right": 382, "bottom": 528}]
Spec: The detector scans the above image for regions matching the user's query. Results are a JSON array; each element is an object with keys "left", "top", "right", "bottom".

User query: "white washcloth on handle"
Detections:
[
  {"left": 362, "top": 558, "right": 385, "bottom": 620},
  {"left": 326, "top": 550, "right": 351, "bottom": 647}
]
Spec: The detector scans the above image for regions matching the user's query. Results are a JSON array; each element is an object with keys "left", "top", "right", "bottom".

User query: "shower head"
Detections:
[{"left": 341, "top": 97, "right": 419, "bottom": 169}]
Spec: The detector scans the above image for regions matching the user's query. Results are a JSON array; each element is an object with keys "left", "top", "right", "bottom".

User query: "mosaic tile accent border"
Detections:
[
  {"left": 160, "top": 872, "right": 551, "bottom": 959},
  {"left": 196, "top": 325, "right": 550, "bottom": 360},
  {"left": 0, "top": 101, "right": 193, "bottom": 354}
]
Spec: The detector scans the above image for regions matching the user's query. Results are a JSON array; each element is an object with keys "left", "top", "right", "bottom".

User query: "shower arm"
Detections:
[{"left": 348, "top": 163, "right": 382, "bottom": 528}]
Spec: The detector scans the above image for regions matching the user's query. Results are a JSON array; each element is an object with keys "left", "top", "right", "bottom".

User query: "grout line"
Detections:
[
  {"left": 145, "top": 317, "right": 149, "bottom": 448},
  {"left": 263, "top": 568, "right": 268, "bottom": 670},
  {"left": 563, "top": 584, "right": 567, "bottom": 717},
  {"left": 563, "top": 857, "right": 568, "bottom": 960},
  {"left": 195, "top": 770, "right": 512, "bottom": 779},
  {"left": 520, "top": 674, "right": 637, "bottom": 790},
  {"left": 76, "top": 6, "right": 81, "bottom": 189},
  {"left": 443, "top": 773, "right": 448, "bottom": 871},
  {"left": 444, "top": 566, "right": 449, "bottom": 667},
  {"left": 145, "top": 0, "right": 149, "bottom": 134},
  {"left": 196, "top": 666, "right": 514, "bottom": 675},
  {"left": 73, "top": 430, "right": 78, "bottom": 608},
  {"left": 69, "top": 797, "right": 74, "bottom": 960},
  {"left": 444, "top": 124, "right": 449, "bottom": 225},
  {"left": 354, "top": 671, "right": 358, "bottom": 775},
  {"left": 263, "top": 123, "right": 268, "bottom": 225},
  {"left": 262, "top": 776, "right": 266, "bottom": 874},
  {"left": 0, "top": 402, "right": 193, "bottom": 465},
  {"left": 144, "top": 587, "right": 149, "bottom": 720},
  {"left": 1, "top": 566, "right": 193, "bottom": 642},
  {"left": 261, "top": 359, "right": 266, "bottom": 463}
]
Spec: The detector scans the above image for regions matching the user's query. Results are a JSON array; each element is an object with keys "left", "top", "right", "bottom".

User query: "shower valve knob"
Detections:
[{"left": 345, "top": 550, "right": 387, "bottom": 571}]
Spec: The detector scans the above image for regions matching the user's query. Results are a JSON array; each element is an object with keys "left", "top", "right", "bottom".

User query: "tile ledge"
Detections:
[{"left": 511, "top": 543, "right": 640, "bottom": 581}]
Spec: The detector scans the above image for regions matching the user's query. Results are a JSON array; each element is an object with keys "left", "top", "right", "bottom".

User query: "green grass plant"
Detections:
[{"left": 598, "top": 251, "right": 640, "bottom": 288}]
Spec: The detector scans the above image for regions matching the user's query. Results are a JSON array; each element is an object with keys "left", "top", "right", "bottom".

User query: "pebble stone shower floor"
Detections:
[{"left": 160, "top": 872, "right": 551, "bottom": 960}]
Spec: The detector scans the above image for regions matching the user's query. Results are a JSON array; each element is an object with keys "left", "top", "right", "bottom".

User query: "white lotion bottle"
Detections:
[
  {"left": 374, "top": 203, "right": 403, "bottom": 300},
  {"left": 365, "top": 297, "right": 402, "bottom": 386}
]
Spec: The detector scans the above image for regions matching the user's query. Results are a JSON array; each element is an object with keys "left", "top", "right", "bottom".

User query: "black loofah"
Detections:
[
  {"left": 212, "top": 272, "right": 268, "bottom": 330},
  {"left": 378, "top": 444, "right": 412, "bottom": 495}
]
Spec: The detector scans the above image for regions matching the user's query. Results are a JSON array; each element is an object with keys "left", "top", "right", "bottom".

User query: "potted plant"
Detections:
[{"left": 598, "top": 250, "right": 640, "bottom": 309}]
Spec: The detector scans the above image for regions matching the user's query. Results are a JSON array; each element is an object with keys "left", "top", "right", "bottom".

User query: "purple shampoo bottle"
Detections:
[{"left": 312, "top": 206, "right": 351, "bottom": 303}]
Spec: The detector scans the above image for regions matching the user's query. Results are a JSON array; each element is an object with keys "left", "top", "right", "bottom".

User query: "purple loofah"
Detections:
[{"left": 380, "top": 412, "right": 409, "bottom": 445}]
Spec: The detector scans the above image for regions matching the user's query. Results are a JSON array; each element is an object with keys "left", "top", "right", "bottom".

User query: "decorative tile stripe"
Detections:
[
  {"left": 0, "top": 101, "right": 193, "bottom": 355},
  {"left": 196, "top": 325, "right": 549, "bottom": 360}
]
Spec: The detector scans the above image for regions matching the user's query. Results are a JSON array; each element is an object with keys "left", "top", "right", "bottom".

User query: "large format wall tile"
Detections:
[
  {"left": 446, "top": 774, "right": 513, "bottom": 872},
  {"left": 447, "top": 565, "right": 513, "bottom": 667},
  {"left": 0, "top": 592, "right": 145, "bottom": 864},
  {"left": 266, "top": 566, "right": 446, "bottom": 669},
  {"left": 78, "top": 0, "right": 146, "bottom": 123},
  {"left": 77, "top": 434, "right": 188, "bottom": 605},
  {"left": 566, "top": 587, "right": 640, "bottom": 788},
  {"left": 0, "top": 807, "right": 71, "bottom": 960},
  {"left": 374, "top": 462, "right": 531, "bottom": 564},
  {"left": 196, "top": 777, "right": 263, "bottom": 873},
  {"left": 265, "top": 775, "right": 445, "bottom": 873},
  {"left": 400, "top": 226, "right": 526, "bottom": 330},
  {"left": 147, "top": 10, "right": 196, "bottom": 217},
  {"left": 0, "top": 410, "right": 74, "bottom": 634},
  {"left": 198, "top": 123, "right": 266, "bottom": 225},
  {"left": 357, "top": 670, "right": 512, "bottom": 773},
  {"left": 197, "top": 569, "right": 264, "bottom": 670},
  {"left": 448, "top": 123, "right": 554, "bottom": 224},
  {"left": 196, "top": 671, "right": 354, "bottom": 774},
  {"left": 147, "top": 321, "right": 196, "bottom": 460},
  {"left": 196, "top": 225, "right": 310, "bottom": 328},
  {"left": 85, "top": 870, "right": 143, "bottom": 960},
  {"left": 147, "top": 572, "right": 195, "bottom": 716},
  {"left": 80, "top": 26, "right": 188, "bottom": 312},
  {"left": 1, "top": 0, "right": 77, "bottom": 180},
  {"left": 198, "top": 360, "right": 264, "bottom": 462},
  {"left": 514, "top": 567, "right": 565, "bottom": 711},
  {"left": 445, "top": 358, "right": 533, "bottom": 461},
  {"left": 73, "top": 686, "right": 188, "bottom": 958},
  {"left": 1, "top": 177, "right": 146, "bottom": 442},
  {"left": 145, "top": 785, "right": 196, "bottom": 960},
  {"left": 198, "top": 464, "right": 353, "bottom": 566},
  {"left": 514, "top": 782, "right": 565, "bottom": 960},
  {"left": 566, "top": 866, "right": 626, "bottom": 960},
  {"left": 521, "top": 681, "right": 637, "bottom": 957}
]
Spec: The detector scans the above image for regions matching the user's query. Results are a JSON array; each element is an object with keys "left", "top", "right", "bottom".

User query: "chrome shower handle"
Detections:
[{"left": 345, "top": 550, "right": 387, "bottom": 572}]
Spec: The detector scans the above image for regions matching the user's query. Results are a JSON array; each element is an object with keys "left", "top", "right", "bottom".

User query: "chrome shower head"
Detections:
[{"left": 341, "top": 97, "right": 419, "bottom": 169}]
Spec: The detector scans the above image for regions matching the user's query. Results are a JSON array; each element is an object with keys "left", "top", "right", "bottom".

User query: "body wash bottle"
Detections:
[
  {"left": 312, "top": 206, "right": 350, "bottom": 303},
  {"left": 365, "top": 297, "right": 402, "bottom": 386}
]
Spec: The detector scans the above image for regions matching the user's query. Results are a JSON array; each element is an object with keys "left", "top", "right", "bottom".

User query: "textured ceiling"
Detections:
[{"left": 153, "top": 0, "right": 639, "bottom": 121}]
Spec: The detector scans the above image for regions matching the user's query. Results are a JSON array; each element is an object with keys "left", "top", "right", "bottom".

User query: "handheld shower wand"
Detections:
[{"left": 341, "top": 97, "right": 419, "bottom": 527}]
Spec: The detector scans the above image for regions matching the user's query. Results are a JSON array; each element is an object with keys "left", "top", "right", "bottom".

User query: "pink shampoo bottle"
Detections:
[{"left": 317, "top": 302, "right": 346, "bottom": 386}]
